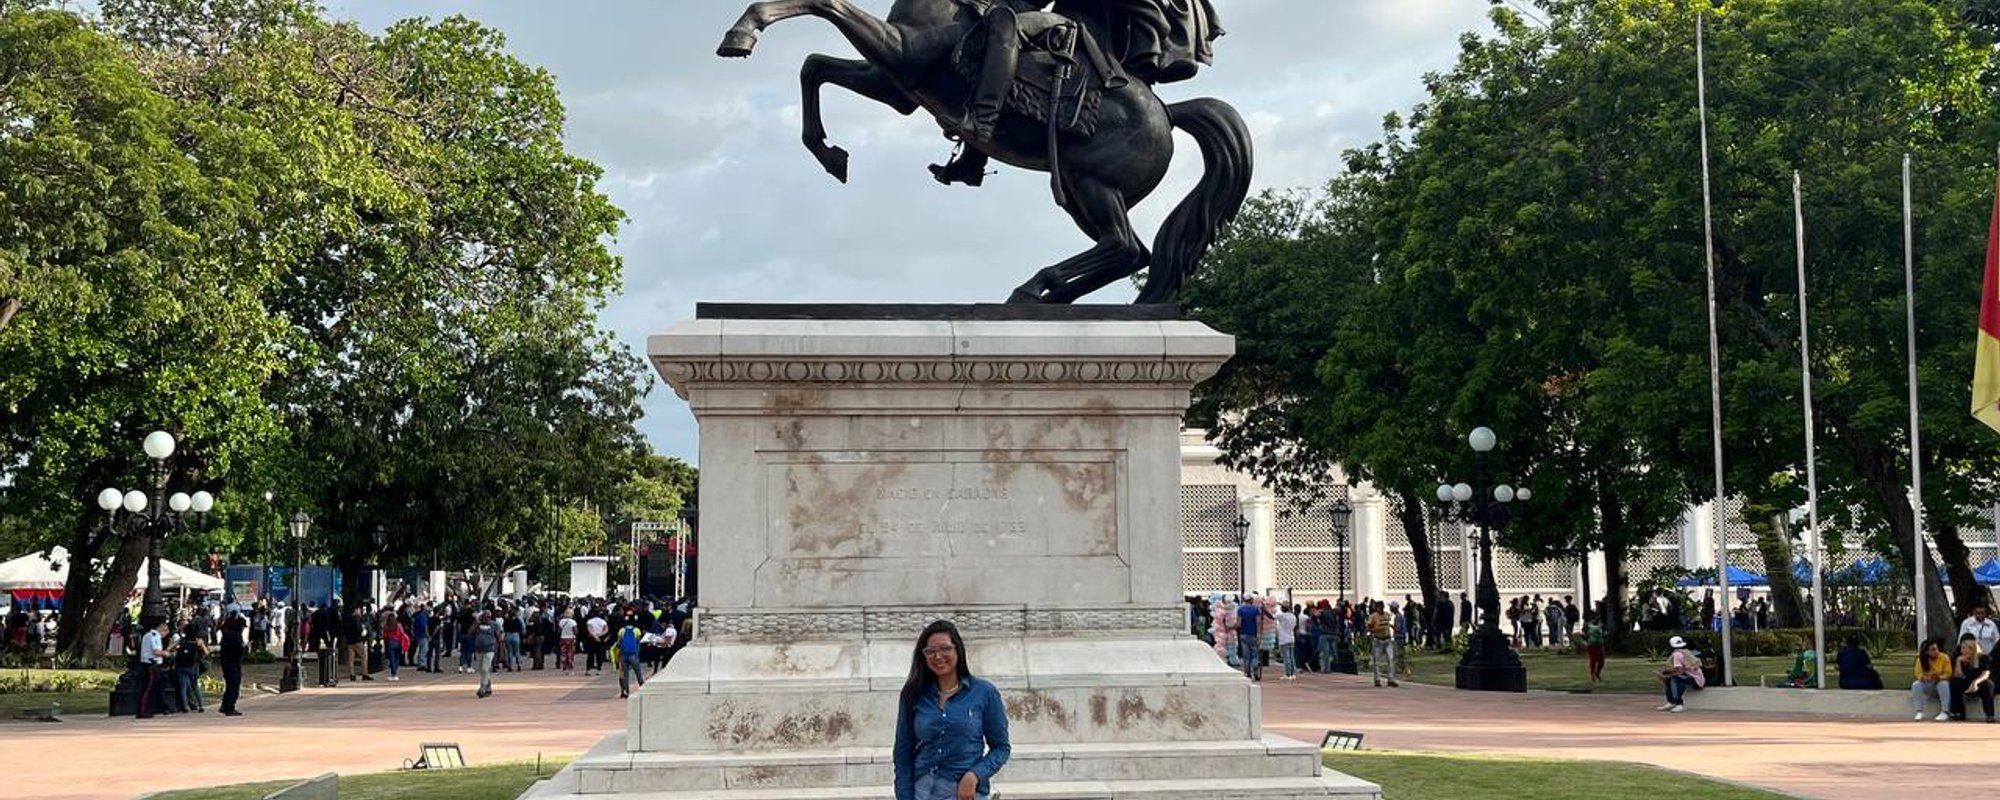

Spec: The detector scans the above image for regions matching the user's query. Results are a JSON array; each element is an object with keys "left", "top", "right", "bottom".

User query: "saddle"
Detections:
[{"left": 952, "top": 12, "right": 1124, "bottom": 138}]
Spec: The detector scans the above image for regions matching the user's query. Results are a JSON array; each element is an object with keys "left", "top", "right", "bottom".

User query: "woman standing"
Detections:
[
  {"left": 893, "top": 621, "right": 1010, "bottom": 800},
  {"left": 382, "top": 614, "right": 411, "bottom": 681}
]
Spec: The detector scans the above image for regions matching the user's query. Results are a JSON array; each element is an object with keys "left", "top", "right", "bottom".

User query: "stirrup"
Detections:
[{"left": 929, "top": 159, "right": 986, "bottom": 188}]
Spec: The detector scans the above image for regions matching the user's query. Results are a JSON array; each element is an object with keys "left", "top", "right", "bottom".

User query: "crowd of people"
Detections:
[{"left": 99, "top": 591, "right": 698, "bottom": 721}]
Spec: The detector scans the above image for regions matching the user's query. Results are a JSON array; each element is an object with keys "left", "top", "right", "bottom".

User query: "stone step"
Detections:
[
  {"left": 523, "top": 773, "right": 1382, "bottom": 800},
  {"left": 555, "top": 735, "right": 1328, "bottom": 794}
]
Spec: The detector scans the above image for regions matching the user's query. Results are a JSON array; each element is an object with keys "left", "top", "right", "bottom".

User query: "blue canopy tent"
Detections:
[
  {"left": 1676, "top": 565, "right": 1769, "bottom": 588},
  {"left": 1976, "top": 558, "right": 2000, "bottom": 586}
]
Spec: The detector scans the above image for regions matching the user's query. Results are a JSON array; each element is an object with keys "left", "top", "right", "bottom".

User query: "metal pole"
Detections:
[
  {"left": 1695, "top": 10, "right": 1734, "bottom": 686},
  {"left": 1794, "top": 171, "right": 1827, "bottom": 688},
  {"left": 1904, "top": 153, "right": 1929, "bottom": 644}
]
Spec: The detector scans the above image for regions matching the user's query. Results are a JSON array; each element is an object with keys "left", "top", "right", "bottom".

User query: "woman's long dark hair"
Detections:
[
  {"left": 1918, "top": 637, "right": 1943, "bottom": 667},
  {"left": 899, "top": 620, "right": 973, "bottom": 735}
]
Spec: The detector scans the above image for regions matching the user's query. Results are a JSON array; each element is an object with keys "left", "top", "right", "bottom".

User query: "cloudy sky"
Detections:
[{"left": 326, "top": 0, "right": 1498, "bottom": 462}]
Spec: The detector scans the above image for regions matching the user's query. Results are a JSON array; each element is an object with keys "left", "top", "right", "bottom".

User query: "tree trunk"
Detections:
[
  {"left": 59, "top": 525, "right": 149, "bottom": 666},
  {"left": 1756, "top": 513, "right": 1806, "bottom": 628},
  {"left": 1393, "top": 488, "right": 1443, "bottom": 627},
  {"left": 1602, "top": 540, "right": 1628, "bottom": 648},
  {"left": 1832, "top": 428, "right": 1960, "bottom": 640}
]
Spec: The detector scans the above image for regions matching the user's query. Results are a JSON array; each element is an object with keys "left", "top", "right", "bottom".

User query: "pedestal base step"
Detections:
[
  {"left": 524, "top": 774, "right": 1380, "bottom": 800},
  {"left": 521, "top": 734, "right": 1379, "bottom": 800}
]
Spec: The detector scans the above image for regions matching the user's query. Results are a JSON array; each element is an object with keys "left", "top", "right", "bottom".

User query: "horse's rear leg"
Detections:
[
  {"left": 802, "top": 55, "right": 917, "bottom": 183},
  {"left": 1007, "top": 178, "right": 1149, "bottom": 304}
]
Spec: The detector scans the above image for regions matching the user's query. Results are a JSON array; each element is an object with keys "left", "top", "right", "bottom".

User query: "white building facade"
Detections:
[{"left": 1178, "top": 430, "right": 2000, "bottom": 604}]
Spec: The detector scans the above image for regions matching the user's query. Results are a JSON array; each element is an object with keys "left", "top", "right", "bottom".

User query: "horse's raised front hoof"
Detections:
[
  {"left": 816, "top": 145, "right": 850, "bottom": 183},
  {"left": 717, "top": 29, "right": 758, "bottom": 58}
]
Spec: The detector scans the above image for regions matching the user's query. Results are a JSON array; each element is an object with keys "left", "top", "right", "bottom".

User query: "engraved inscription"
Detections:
[{"left": 768, "top": 459, "right": 1118, "bottom": 561}]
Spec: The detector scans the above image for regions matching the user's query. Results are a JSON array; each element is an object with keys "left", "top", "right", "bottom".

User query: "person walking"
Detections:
[
  {"left": 472, "top": 610, "right": 500, "bottom": 698},
  {"left": 893, "top": 620, "right": 1010, "bottom": 800},
  {"left": 218, "top": 609, "right": 246, "bottom": 716},
  {"left": 616, "top": 614, "right": 647, "bottom": 698},
  {"left": 1366, "top": 601, "right": 1397, "bottom": 688},
  {"left": 1581, "top": 617, "right": 1608, "bottom": 684},
  {"left": 1913, "top": 638, "right": 1953, "bottom": 721},
  {"left": 1234, "top": 595, "right": 1263, "bottom": 682},
  {"left": 344, "top": 607, "right": 371, "bottom": 682},
  {"left": 382, "top": 614, "right": 410, "bottom": 681},
  {"left": 1545, "top": 600, "right": 1568, "bottom": 647},
  {"left": 1656, "top": 636, "right": 1704, "bottom": 713},
  {"left": 584, "top": 607, "right": 610, "bottom": 677}
]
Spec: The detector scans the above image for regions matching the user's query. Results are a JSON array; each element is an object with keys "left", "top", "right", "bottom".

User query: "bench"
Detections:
[{"left": 1679, "top": 686, "right": 1918, "bottom": 718}]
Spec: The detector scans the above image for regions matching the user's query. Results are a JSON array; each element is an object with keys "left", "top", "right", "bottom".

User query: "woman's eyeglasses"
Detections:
[{"left": 922, "top": 646, "right": 955, "bottom": 658}]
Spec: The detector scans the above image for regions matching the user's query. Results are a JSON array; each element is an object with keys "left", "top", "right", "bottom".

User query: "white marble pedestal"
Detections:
[{"left": 525, "top": 311, "right": 1378, "bottom": 800}]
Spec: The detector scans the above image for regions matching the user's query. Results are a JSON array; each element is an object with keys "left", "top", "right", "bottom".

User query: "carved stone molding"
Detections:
[
  {"left": 655, "top": 357, "right": 1225, "bottom": 391},
  {"left": 696, "top": 605, "right": 1187, "bottom": 640}
]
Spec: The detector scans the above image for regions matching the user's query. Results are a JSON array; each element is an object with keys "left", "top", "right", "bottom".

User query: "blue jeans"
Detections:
[
  {"left": 1237, "top": 634, "right": 1260, "bottom": 679},
  {"left": 411, "top": 634, "right": 427, "bottom": 668},
  {"left": 1665, "top": 675, "right": 1697, "bottom": 705},
  {"left": 1278, "top": 640, "right": 1297, "bottom": 677},
  {"left": 913, "top": 772, "right": 989, "bottom": 800},
  {"left": 177, "top": 665, "right": 203, "bottom": 710},
  {"left": 506, "top": 633, "right": 522, "bottom": 670},
  {"left": 385, "top": 642, "right": 401, "bottom": 677}
]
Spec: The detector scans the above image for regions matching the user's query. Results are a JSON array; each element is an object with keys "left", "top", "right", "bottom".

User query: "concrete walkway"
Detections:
[
  {"left": 1259, "top": 670, "right": 2000, "bottom": 800},
  {"left": 16, "top": 660, "right": 1998, "bottom": 800},
  {"left": 14, "top": 663, "right": 626, "bottom": 800}
]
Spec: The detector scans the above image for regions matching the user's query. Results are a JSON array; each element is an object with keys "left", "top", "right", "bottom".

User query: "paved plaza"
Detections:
[
  {"left": 15, "top": 666, "right": 625, "bottom": 800},
  {"left": 1262, "top": 671, "right": 1999, "bottom": 800},
  {"left": 13, "top": 659, "right": 1997, "bottom": 800}
]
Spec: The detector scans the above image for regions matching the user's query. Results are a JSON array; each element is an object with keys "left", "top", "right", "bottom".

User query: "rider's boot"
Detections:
[{"left": 929, "top": 149, "right": 990, "bottom": 187}]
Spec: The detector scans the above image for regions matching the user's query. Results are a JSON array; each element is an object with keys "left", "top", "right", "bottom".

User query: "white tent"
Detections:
[
  {"left": 137, "top": 557, "right": 224, "bottom": 592},
  {"left": 0, "top": 547, "right": 71, "bottom": 591},
  {"left": 0, "top": 546, "right": 223, "bottom": 593}
]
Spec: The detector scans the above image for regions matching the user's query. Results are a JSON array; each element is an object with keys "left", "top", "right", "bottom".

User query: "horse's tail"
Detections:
[{"left": 1140, "top": 98, "right": 1254, "bottom": 304}]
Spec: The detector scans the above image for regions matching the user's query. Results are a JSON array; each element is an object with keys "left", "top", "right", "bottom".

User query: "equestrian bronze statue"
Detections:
[{"left": 718, "top": 0, "right": 1253, "bottom": 304}]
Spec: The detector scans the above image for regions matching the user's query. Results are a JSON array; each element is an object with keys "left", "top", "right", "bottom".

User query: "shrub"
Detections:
[{"left": 1612, "top": 627, "right": 1902, "bottom": 657}]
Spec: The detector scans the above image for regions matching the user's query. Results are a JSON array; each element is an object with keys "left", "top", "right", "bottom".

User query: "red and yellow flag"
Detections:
[{"left": 1976, "top": 166, "right": 2000, "bottom": 435}]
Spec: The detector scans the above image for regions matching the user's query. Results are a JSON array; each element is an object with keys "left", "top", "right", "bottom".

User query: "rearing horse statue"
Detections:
[{"left": 718, "top": 0, "right": 1253, "bottom": 304}]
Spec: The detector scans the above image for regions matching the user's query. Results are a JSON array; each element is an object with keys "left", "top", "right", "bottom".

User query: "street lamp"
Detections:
[
  {"left": 104, "top": 431, "right": 215, "bottom": 715},
  {"left": 280, "top": 511, "right": 312, "bottom": 693},
  {"left": 1325, "top": 498, "right": 1358, "bottom": 674},
  {"left": 1230, "top": 511, "right": 1251, "bottom": 593},
  {"left": 1436, "top": 426, "right": 1531, "bottom": 692}
]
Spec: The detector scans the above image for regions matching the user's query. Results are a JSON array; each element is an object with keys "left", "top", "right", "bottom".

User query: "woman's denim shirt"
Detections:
[{"left": 893, "top": 676, "right": 1011, "bottom": 800}]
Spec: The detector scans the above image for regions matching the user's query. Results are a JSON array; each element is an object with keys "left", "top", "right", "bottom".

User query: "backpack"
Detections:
[
  {"left": 174, "top": 639, "right": 202, "bottom": 669},
  {"left": 618, "top": 625, "right": 642, "bottom": 656}
]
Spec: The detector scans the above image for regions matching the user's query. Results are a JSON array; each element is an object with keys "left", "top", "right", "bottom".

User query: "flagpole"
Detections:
[
  {"left": 1696, "top": 10, "right": 1734, "bottom": 685},
  {"left": 1794, "top": 170, "right": 1826, "bottom": 688},
  {"left": 1904, "top": 154, "right": 1928, "bottom": 645}
]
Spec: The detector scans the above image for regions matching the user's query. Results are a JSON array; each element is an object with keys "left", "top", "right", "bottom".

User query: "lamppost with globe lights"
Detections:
[
  {"left": 100, "top": 430, "right": 215, "bottom": 715},
  {"left": 1435, "top": 426, "right": 1531, "bottom": 692},
  {"left": 1324, "top": 498, "right": 1358, "bottom": 674},
  {"left": 279, "top": 511, "right": 312, "bottom": 693}
]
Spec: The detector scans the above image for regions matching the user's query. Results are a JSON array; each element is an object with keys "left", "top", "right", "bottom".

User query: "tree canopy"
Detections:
[
  {"left": 1186, "top": 0, "right": 2000, "bottom": 639},
  {"left": 0, "top": 0, "right": 685, "bottom": 660}
]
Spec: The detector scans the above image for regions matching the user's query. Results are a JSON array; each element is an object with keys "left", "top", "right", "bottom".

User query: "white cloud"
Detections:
[{"left": 327, "top": 0, "right": 1495, "bottom": 461}]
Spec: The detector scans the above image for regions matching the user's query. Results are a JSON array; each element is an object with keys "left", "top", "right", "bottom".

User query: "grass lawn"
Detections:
[
  {"left": 1391, "top": 647, "right": 1838, "bottom": 694},
  {"left": 0, "top": 667, "right": 124, "bottom": 716},
  {"left": 1324, "top": 750, "right": 1790, "bottom": 799},
  {"left": 150, "top": 758, "right": 572, "bottom": 800}
]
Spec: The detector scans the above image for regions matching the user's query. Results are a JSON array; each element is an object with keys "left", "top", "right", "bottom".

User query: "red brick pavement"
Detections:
[
  {"left": 1259, "top": 670, "right": 1999, "bottom": 800},
  {"left": 13, "top": 664, "right": 626, "bottom": 800}
]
